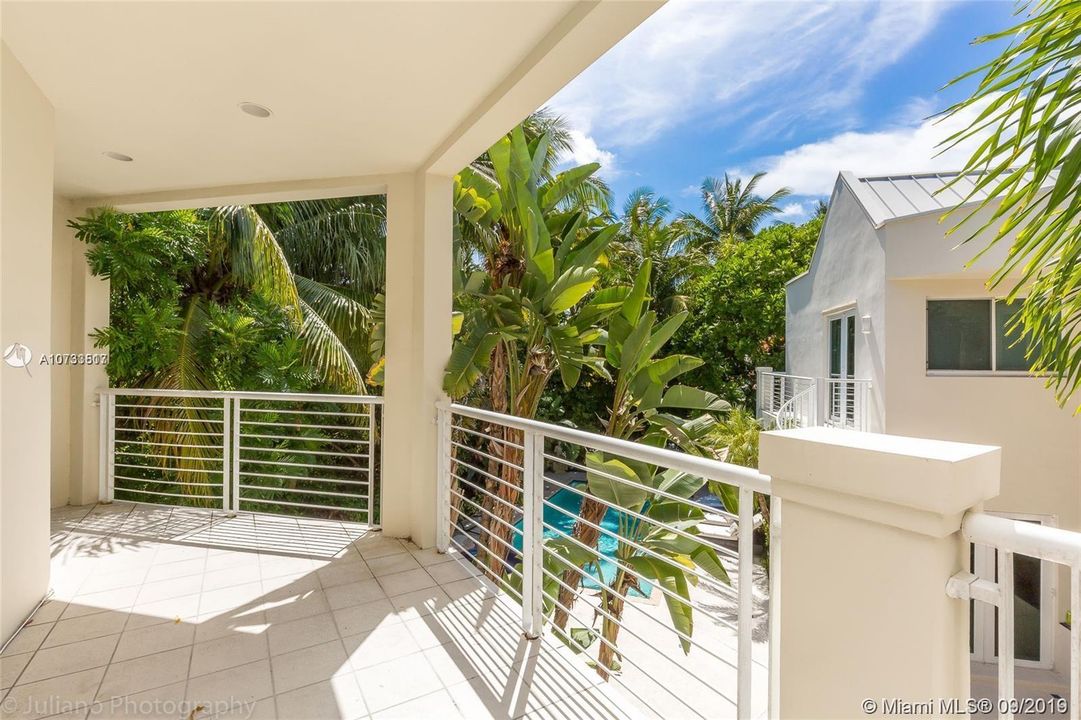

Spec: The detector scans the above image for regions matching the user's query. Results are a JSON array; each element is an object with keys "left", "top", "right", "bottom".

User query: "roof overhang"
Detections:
[{"left": 1, "top": 1, "right": 662, "bottom": 206}]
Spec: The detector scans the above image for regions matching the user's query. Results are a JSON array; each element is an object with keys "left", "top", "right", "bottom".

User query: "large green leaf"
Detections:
[
  {"left": 659, "top": 385, "right": 730, "bottom": 412},
  {"left": 621, "top": 260, "right": 652, "bottom": 323},
  {"left": 540, "top": 163, "right": 601, "bottom": 211},
  {"left": 626, "top": 555, "right": 694, "bottom": 653},
  {"left": 545, "top": 267, "right": 599, "bottom": 313},
  {"left": 655, "top": 469, "right": 706, "bottom": 500},
  {"left": 548, "top": 324, "right": 584, "bottom": 389},
  {"left": 585, "top": 453, "right": 650, "bottom": 510},
  {"left": 443, "top": 325, "right": 499, "bottom": 398}
]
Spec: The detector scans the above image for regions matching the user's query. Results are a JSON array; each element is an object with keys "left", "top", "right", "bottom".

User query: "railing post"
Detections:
[
  {"left": 105, "top": 394, "right": 115, "bottom": 503},
  {"left": 521, "top": 428, "right": 544, "bottom": 639},
  {"left": 755, "top": 367, "right": 772, "bottom": 420},
  {"left": 97, "top": 391, "right": 108, "bottom": 502},
  {"left": 367, "top": 402, "right": 377, "bottom": 528},
  {"left": 998, "top": 550, "right": 1015, "bottom": 719},
  {"left": 221, "top": 397, "right": 233, "bottom": 515},
  {"left": 737, "top": 485, "right": 754, "bottom": 719},
  {"left": 230, "top": 398, "right": 241, "bottom": 514},
  {"left": 436, "top": 405, "right": 451, "bottom": 553},
  {"left": 760, "top": 428, "right": 1001, "bottom": 718}
]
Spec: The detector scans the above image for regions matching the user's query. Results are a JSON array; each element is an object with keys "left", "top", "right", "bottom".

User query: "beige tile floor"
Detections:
[{"left": 0, "top": 503, "right": 643, "bottom": 720}]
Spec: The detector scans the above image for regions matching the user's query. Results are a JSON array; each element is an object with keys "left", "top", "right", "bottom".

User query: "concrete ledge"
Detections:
[{"left": 761, "top": 427, "right": 1000, "bottom": 537}]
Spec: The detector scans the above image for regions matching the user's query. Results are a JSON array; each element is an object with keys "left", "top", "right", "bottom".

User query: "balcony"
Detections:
[
  {"left": 3, "top": 389, "right": 1080, "bottom": 718},
  {"left": 755, "top": 370, "right": 872, "bottom": 432}
]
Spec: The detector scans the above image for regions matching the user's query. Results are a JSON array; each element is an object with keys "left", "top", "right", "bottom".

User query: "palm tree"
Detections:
[
  {"left": 682, "top": 172, "right": 792, "bottom": 252},
  {"left": 610, "top": 188, "right": 709, "bottom": 315},
  {"left": 940, "top": 0, "right": 1081, "bottom": 408}
]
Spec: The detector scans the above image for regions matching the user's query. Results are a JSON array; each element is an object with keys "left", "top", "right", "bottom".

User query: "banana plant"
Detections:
[
  {"left": 547, "top": 261, "right": 731, "bottom": 677},
  {"left": 443, "top": 126, "right": 623, "bottom": 576}
]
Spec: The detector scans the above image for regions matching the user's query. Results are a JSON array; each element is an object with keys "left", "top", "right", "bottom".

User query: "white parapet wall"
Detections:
[{"left": 761, "top": 427, "right": 1001, "bottom": 719}]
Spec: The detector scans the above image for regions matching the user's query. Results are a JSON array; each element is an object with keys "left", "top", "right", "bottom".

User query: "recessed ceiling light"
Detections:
[
  {"left": 238, "top": 102, "right": 272, "bottom": 118},
  {"left": 102, "top": 151, "right": 134, "bottom": 162}
]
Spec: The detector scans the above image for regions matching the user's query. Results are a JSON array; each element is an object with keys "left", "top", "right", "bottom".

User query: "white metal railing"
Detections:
[
  {"left": 756, "top": 369, "right": 872, "bottom": 432},
  {"left": 98, "top": 388, "right": 382, "bottom": 524},
  {"left": 823, "top": 377, "right": 871, "bottom": 432},
  {"left": 775, "top": 385, "right": 816, "bottom": 429},
  {"left": 948, "top": 513, "right": 1081, "bottom": 720},
  {"left": 757, "top": 370, "right": 815, "bottom": 424},
  {"left": 437, "top": 402, "right": 774, "bottom": 719}
]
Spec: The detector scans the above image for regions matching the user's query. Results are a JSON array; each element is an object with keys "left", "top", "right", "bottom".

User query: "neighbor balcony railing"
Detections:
[
  {"left": 757, "top": 369, "right": 872, "bottom": 432},
  {"left": 98, "top": 388, "right": 382, "bottom": 525},
  {"left": 436, "top": 402, "right": 775, "bottom": 719},
  {"left": 949, "top": 513, "right": 1081, "bottom": 720}
]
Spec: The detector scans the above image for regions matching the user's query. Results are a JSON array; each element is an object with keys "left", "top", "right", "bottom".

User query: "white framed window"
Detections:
[{"left": 926, "top": 298, "right": 1035, "bottom": 375}]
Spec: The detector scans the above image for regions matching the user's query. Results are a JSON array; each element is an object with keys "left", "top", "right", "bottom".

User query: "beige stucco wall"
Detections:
[
  {"left": 884, "top": 277, "right": 1081, "bottom": 530},
  {"left": 1, "top": 42, "right": 55, "bottom": 640}
]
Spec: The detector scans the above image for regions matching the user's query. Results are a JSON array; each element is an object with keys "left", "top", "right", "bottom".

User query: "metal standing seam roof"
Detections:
[{"left": 839, "top": 170, "right": 1000, "bottom": 228}]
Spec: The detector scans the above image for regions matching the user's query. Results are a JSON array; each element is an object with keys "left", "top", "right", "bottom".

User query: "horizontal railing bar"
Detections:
[
  {"left": 451, "top": 440, "right": 525, "bottom": 472},
  {"left": 540, "top": 562, "right": 740, "bottom": 663},
  {"left": 115, "top": 439, "right": 225, "bottom": 450},
  {"left": 452, "top": 474, "right": 522, "bottom": 515},
  {"left": 115, "top": 415, "right": 224, "bottom": 424},
  {"left": 450, "top": 489, "right": 523, "bottom": 537},
  {"left": 542, "top": 498, "right": 737, "bottom": 599},
  {"left": 541, "top": 476, "right": 739, "bottom": 562},
  {"left": 116, "top": 450, "right": 223, "bottom": 462},
  {"left": 238, "top": 485, "right": 364, "bottom": 500},
  {"left": 544, "top": 453, "right": 739, "bottom": 523},
  {"left": 239, "top": 407, "right": 373, "bottom": 418},
  {"left": 115, "top": 404, "right": 224, "bottom": 412},
  {"left": 238, "top": 497, "right": 368, "bottom": 514},
  {"left": 237, "top": 445, "right": 369, "bottom": 460},
  {"left": 242, "top": 420, "right": 367, "bottom": 432},
  {"left": 450, "top": 424, "right": 526, "bottom": 450},
  {"left": 964, "top": 512, "right": 1081, "bottom": 567},
  {"left": 760, "top": 371, "right": 816, "bottom": 383},
  {"left": 540, "top": 517, "right": 740, "bottom": 613},
  {"left": 115, "top": 428, "right": 222, "bottom": 437},
  {"left": 238, "top": 458, "right": 367, "bottom": 472},
  {"left": 238, "top": 471, "right": 371, "bottom": 486},
  {"left": 113, "top": 486, "right": 223, "bottom": 501},
  {"left": 454, "top": 513, "right": 524, "bottom": 558},
  {"left": 238, "top": 432, "right": 370, "bottom": 446},
  {"left": 446, "top": 403, "right": 770, "bottom": 493},
  {"left": 446, "top": 535, "right": 523, "bottom": 584},
  {"left": 114, "top": 462, "right": 220, "bottom": 474},
  {"left": 450, "top": 457, "right": 521, "bottom": 493},
  {"left": 101, "top": 387, "right": 384, "bottom": 404},
  {"left": 537, "top": 579, "right": 738, "bottom": 701},
  {"left": 113, "top": 475, "right": 222, "bottom": 487}
]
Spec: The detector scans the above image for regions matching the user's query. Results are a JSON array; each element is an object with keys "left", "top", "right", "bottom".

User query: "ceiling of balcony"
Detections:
[{"left": 1, "top": 1, "right": 657, "bottom": 201}]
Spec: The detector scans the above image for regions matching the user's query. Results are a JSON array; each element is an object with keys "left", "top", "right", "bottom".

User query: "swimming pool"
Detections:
[{"left": 512, "top": 483, "right": 649, "bottom": 595}]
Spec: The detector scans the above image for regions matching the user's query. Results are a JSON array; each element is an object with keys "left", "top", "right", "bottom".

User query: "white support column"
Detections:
[
  {"left": 382, "top": 172, "right": 453, "bottom": 548},
  {"left": 760, "top": 427, "right": 1001, "bottom": 720}
]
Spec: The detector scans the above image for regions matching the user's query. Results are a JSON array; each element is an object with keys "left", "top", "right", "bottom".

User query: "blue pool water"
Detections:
[{"left": 512, "top": 484, "right": 648, "bottom": 596}]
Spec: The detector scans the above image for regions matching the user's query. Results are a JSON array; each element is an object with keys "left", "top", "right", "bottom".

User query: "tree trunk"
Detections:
[
  {"left": 595, "top": 570, "right": 632, "bottom": 680},
  {"left": 552, "top": 495, "right": 609, "bottom": 630}
]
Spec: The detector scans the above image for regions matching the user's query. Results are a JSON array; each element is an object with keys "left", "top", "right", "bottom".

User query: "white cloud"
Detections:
[
  {"left": 548, "top": 1, "right": 950, "bottom": 152},
  {"left": 753, "top": 98, "right": 994, "bottom": 196},
  {"left": 777, "top": 202, "right": 807, "bottom": 219},
  {"left": 564, "top": 130, "right": 619, "bottom": 177}
]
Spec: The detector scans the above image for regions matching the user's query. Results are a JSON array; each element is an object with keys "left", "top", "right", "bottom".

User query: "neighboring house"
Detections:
[{"left": 763, "top": 170, "right": 1081, "bottom": 674}]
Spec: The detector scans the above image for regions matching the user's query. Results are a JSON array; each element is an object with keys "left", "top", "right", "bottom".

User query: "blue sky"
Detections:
[{"left": 546, "top": 1, "right": 1017, "bottom": 222}]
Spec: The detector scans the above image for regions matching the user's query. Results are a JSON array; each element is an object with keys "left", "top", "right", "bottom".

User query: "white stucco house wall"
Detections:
[{"left": 779, "top": 170, "right": 1081, "bottom": 672}]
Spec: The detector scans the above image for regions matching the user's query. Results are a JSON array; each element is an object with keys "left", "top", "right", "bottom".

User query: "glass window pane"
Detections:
[
  {"left": 845, "top": 318, "right": 855, "bottom": 378},
  {"left": 927, "top": 300, "right": 991, "bottom": 371},
  {"left": 1014, "top": 553, "right": 1042, "bottom": 662},
  {"left": 996, "top": 299, "right": 1034, "bottom": 371},
  {"left": 829, "top": 318, "right": 841, "bottom": 377}
]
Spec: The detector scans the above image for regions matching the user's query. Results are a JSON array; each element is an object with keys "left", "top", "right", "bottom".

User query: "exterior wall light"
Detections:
[{"left": 861, "top": 314, "right": 872, "bottom": 335}]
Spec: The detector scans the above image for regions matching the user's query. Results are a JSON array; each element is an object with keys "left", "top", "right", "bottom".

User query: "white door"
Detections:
[
  {"left": 827, "top": 312, "right": 856, "bottom": 427},
  {"left": 970, "top": 516, "right": 1054, "bottom": 668}
]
